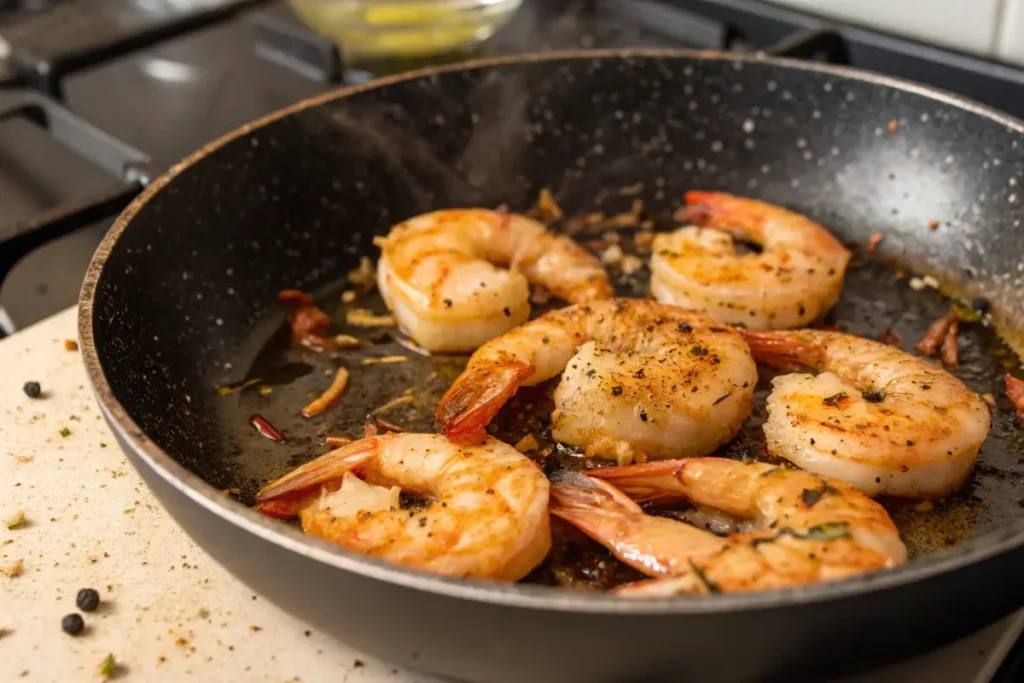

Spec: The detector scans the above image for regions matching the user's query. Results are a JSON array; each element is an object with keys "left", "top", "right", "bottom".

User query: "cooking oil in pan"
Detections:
[{"left": 221, "top": 206, "right": 1024, "bottom": 591}]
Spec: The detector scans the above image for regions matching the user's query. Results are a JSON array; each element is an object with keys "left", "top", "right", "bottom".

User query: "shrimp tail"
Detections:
[
  {"left": 614, "top": 575, "right": 701, "bottom": 597},
  {"left": 253, "top": 491, "right": 321, "bottom": 520},
  {"left": 435, "top": 361, "right": 534, "bottom": 443},
  {"left": 740, "top": 329, "right": 825, "bottom": 371},
  {"left": 673, "top": 190, "right": 719, "bottom": 225},
  {"left": 255, "top": 438, "right": 380, "bottom": 506},
  {"left": 588, "top": 461, "right": 690, "bottom": 506},
  {"left": 549, "top": 473, "right": 643, "bottom": 514}
]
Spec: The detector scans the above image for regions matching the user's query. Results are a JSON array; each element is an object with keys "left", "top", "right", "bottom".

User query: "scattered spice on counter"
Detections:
[
  {"left": 58, "top": 427, "right": 71, "bottom": 438},
  {"left": 64, "top": 339, "right": 79, "bottom": 351},
  {"left": 198, "top": 608, "right": 210, "bottom": 619},
  {"left": 76, "top": 588, "right": 100, "bottom": 612},
  {"left": 353, "top": 660, "right": 365, "bottom": 668},
  {"left": 98, "top": 653, "right": 117, "bottom": 679},
  {"left": 927, "top": 220, "right": 940, "bottom": 230},
  {"left": 2, "top": 560, "right": 23, "bottom": 577},
  {"left": 61, "top": 613, "right": 84, "bottom": 636},
  {"left": 22, "top": 381, "right": 41, "bottom": 398},
  {"left": 5, "top": 509, "right": 25, "bottom": 530},
  {"left": 888, "top": 120, "right": 898, "bottom": 132},
  {"left": 250, "top": 625, "right": 263, "bottom": 633}
]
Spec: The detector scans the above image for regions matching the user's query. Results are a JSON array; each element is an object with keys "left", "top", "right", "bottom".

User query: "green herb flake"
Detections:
[
  {"left": 99, "top": 653, "right": 116, "bottom": 679},
  {"left": 688, "top": 560, "right": 721, "bottom": 594},
  {"left": 198, "top": 608, "right": 210, "bottom": 619},
  {"left": 822, "top": 392, "right": 848, "bottom": 407},
  {"left": 803, "top": 522, "right": 851, "bottom": 541},
  {"left": 800, "top": 483, "right": 839, "bottom": 508},
  {"left": 58, "top": 427, "right": 71, "bottom": 438}
]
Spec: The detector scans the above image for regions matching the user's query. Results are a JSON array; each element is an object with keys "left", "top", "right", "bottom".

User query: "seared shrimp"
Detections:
[
  {"left": 552, "top": 458, "right": 905, "bottom": 596},
  {"left": 436, "top": 298, "right": 757, "bottom": 462},
  {"left": 255, "top": 433, "right": 551, "bottom": 581},
  {"left": 376, "top": 209, "right": 612, "bottom": 352},
  {"left": 650, "top": 192, "right": 850, "bottom": 329},
  {"left": 743, "top": 329, "right": 990, "bottom": 498}
]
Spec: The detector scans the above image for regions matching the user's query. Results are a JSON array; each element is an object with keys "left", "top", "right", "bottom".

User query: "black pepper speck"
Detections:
[
  {"left": 23, "top": 382, "right": 41, "bottom": 398},
  {"left": 62, "top": 613, "right": 84, "bottom": 636},
  {"left": 76, "top": 588, "right": 100, "bottom": 612}
]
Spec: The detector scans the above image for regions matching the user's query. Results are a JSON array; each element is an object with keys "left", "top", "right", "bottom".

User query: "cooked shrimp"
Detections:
[
  {"left": 551, "top": 458, "right": 905, "bottom": 596},
  {"left": 743, "top": 329, "right": 991, "bottom": 498},
  {"left": 254, "top": 433, "right": 551, "bottom": 581},
  {"left": 436, "top": 298, "right": 757, "bottom": 462},
  {"left": 376, "top": 209, "right": 612, "bottom": 352},
  {"left": 650, "top": 191, "right": 851, "bottom": 329}
]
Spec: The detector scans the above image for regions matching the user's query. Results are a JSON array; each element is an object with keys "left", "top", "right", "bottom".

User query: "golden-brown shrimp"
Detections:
[
  {"left": 742, "top": 329, "right": 991, "bottom": 498},
  {"left": 376, "top": 209, "right": 612, "bottom": 352},
  {"left": 551, "top": 458, "right": 905, "bottom": 596},
  {"left": 650, "top": 191, "right": 851, "bottom": 329},
  {"left": 436, "top": 298, "right": 757, "bottom": 463},
  {"left": 255, "top": 433, "right": 551, "bottom": 581}
]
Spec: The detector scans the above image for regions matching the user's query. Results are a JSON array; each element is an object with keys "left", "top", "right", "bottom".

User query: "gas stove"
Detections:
[{"left": 0, "top": 1, "right": 1021, "bottom": 679}]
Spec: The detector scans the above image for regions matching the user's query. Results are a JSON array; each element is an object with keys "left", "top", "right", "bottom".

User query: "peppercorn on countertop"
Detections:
[{"left": 1, "top": 306, "right": 1022, "bottom": 683}]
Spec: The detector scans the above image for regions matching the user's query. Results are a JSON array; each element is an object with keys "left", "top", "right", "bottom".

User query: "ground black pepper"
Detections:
[{"left": 22, "top": 382, "right": 41, "bottom": 398}]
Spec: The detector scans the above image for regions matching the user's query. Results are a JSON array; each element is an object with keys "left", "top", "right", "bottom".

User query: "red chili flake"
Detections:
[
  {"left": 940, "top": 318, "right": 960, "bottom": 367},
  {"left": 277, "top": 289, "right": 314, "bottom": 307},
  {"left": 374, "top": 416, "right": 410, "bottom": 433},
  {"left": 888, "top": 120, "right": 898, "bottom": 132},
  {"left": 877, "top": 327, "right": 903, "bottom": 347},
  {"left": 927, "top": 220, "right": 940, "bottom": 230},
  {"left": 866, "top": 232, "right": 884, "bottom": 253},
  {"left": 289, "top": 306, "right": 331, "bottom": 341},
  {"left": 1006, "top": 374, "right": 1024, "bottom": 422},
  {"left": 915, "top": 312, "right": 957, "bottom": 356},
  {"left": 250, "top": 414, "right": 285, "bottom": 442}
]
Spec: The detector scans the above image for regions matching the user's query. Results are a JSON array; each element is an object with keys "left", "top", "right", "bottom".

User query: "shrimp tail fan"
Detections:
[{"left": 435, "top": 361, "right": 534, "bottom": 443}]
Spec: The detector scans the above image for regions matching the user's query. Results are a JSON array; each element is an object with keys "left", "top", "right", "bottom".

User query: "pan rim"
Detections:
[{"left": 79, "top": 47, "right": 1024, "bottom": 615}]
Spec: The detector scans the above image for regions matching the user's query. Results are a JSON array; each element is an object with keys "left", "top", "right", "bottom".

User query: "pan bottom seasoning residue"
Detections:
[{"left": 215, "top": 209, "right": 1024, "bottom": 593}]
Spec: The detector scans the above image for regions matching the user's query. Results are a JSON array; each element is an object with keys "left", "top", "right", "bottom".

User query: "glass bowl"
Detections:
[{"left": 287, "top": 0, "right": 524, "bottom": 59}]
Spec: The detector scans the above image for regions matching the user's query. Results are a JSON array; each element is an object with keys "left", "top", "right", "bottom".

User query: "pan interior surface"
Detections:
[{"left": 85, "top": 52, "right": 1024, "bottom": 604}]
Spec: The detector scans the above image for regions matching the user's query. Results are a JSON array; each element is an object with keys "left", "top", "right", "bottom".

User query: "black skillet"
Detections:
[{"left": 78, "top": 50, "right": 1024, "bottom": 683}]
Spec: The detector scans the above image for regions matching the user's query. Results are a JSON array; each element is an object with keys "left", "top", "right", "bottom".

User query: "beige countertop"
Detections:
[{"left": 1, "top": 306, "right": 1021, "bottom": 683}]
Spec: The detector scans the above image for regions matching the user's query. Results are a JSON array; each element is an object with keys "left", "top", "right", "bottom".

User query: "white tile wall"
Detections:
[
  {"left": 766, "top": 0, "right": 1003, "bottom": 59},
  {"left": 998, "top": 0, "right": 1024, "bottom": 64}
]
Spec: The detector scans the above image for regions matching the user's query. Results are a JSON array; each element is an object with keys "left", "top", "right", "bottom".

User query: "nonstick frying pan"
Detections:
[{"left": 77, "top": 50, "right": 1024, "bottom": 683}]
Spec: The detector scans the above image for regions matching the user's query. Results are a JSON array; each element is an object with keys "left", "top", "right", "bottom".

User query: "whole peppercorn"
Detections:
[
  {"left": 76, "top": 588, "right": 100, "bottom": 612},
  {"left": 23, "top": 381, "right": 41, "bottom": 398},
  {"left": 62, "top": 613, "right": 84, "bottom": 636}
]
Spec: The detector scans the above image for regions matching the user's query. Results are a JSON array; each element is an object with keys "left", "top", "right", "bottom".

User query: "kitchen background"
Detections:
[{"left": 2, "top": 0, "right": 1024, "bottom": 338}]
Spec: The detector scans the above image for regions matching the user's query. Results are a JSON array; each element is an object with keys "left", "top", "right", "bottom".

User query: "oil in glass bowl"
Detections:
[{"left": 287, "top": 0, "right": 524, "bottom": 60}]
